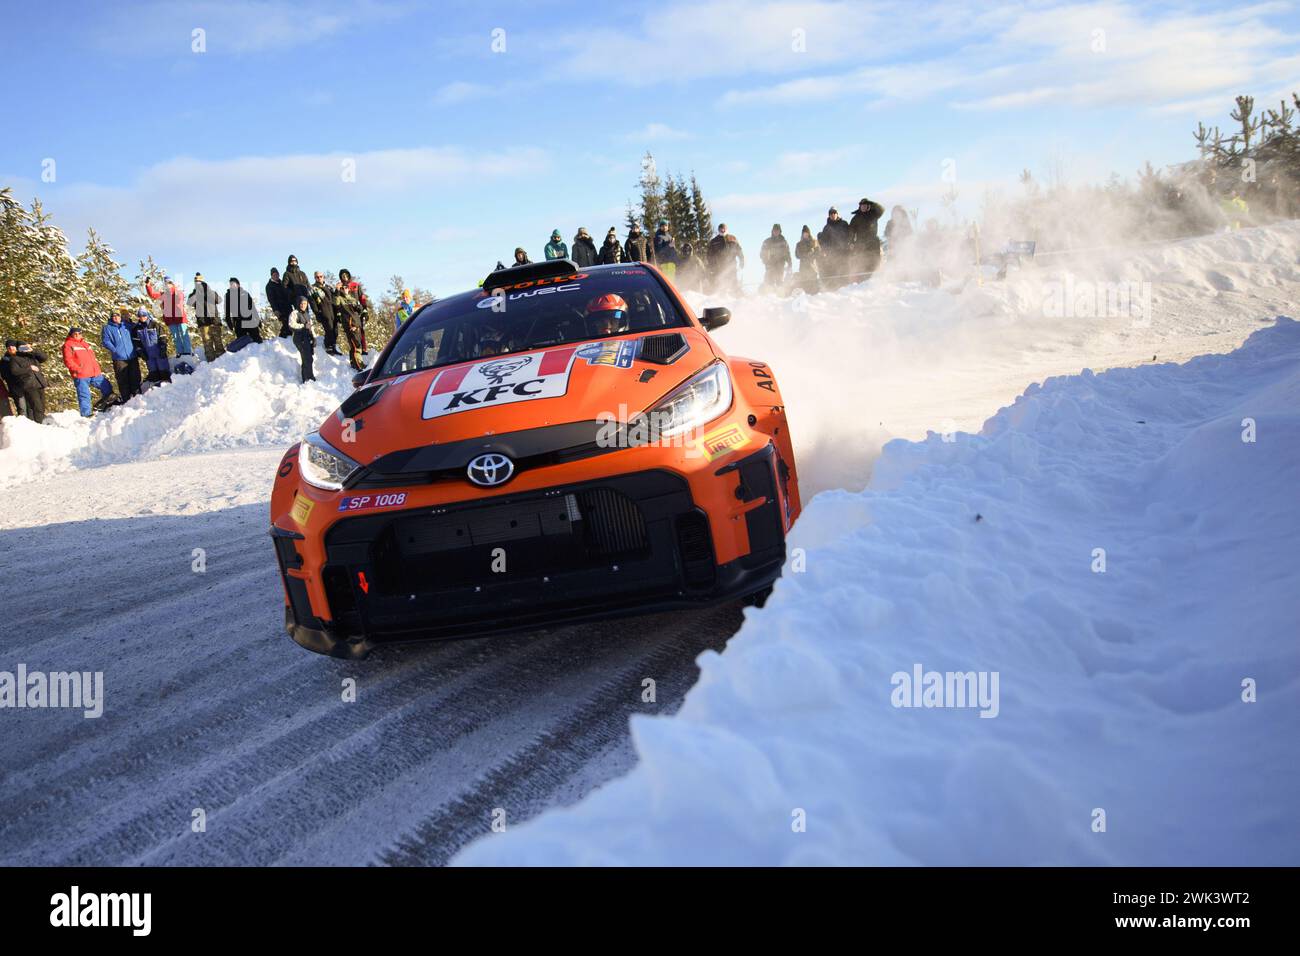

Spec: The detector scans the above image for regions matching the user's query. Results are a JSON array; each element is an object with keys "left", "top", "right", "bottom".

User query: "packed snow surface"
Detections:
[{"left": 457, "top": 317, "right": 1300, "bottom": 865}]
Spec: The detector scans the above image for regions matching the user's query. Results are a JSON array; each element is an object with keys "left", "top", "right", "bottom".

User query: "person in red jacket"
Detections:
[
  {"left": 144, "top": 275, "right": 193, "bottom": 356},
  {"left": 62, "top": 326, "right": 115, "bottom": 417}
]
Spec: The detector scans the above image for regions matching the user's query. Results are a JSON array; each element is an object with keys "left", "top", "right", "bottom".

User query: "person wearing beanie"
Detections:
[
  {"left": 102, "top": 308, "right": 143, "bottom": 401},
  {"left": 188, "top": 271, "right": 225, "bottom": 360},
  {"left": 287, "top": 295, "right": 316, "bottom": 383},
  {"left": 848, "top": 197, "right": 885, "bottom": 277},
  {"left": 760, "top": 223, "right": 792, "bottom": 292},
  {"left": 544, "top": 230, "right": 569, "bottom": 261},
  {"left": 795, "top": 224, "right": 822, "bottom": 294},
  {"left": 599, "top": 228, "right": 624, "bottom": 264},
  {"left": 394, "top": 287, "right": 415, "bottom": 335},
  {"left": 144, "top": 274, "right": 193, "bottom": 355},
  {"left": 817, "top": 206, "right": 852, "bottom": 288},
  {"left": 624, "top": 223, "right": 654, "bottom": 264},
  {"left": 330, "top": 270, "right": 367, "bottom": 371},
  {"left": 571, "top": 227, "right": 598, "bottom": 268},
  {"left": 62, "top": 327, "right": 115, "bottom": 416},
  {"left": 3, "top": 339, "right": 50, "bottom": 422},
  {"left": 653, "top": 219, "right": 679, "bottom": 273},
  {"left": 282, "top": 254, "right": 311, "bottom": 303},
  {"left": 266, "top": 267, "right": 292, "bottom": 338},
  {"left": 0, "top": 340, "right": 18, "bottom": 417}
]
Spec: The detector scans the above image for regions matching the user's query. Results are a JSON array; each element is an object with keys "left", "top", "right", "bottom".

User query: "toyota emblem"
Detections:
[{"left": 466, "top": 453, "right": 514, "bottom": 487}]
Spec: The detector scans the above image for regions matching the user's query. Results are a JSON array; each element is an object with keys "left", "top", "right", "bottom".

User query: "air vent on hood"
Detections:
[{"left": 639, "top": 332, "right": 689, "bottom": 365}]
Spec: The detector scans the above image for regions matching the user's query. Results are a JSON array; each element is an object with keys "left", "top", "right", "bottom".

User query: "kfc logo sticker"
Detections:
[{"left": 421, "top": 347, "right": 579, "bottom": 420}]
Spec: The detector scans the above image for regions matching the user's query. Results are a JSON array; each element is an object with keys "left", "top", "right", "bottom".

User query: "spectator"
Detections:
[
  {"left": 0, "top": 372, "right": 10, "bottom": 417},
  {"left": 144, "top": 275, "right": 193, "bottom": 355},
  {"left": 62, "top": 326, "right": 114, "bottom": 416},
  {"left": 817, "top": 207, "right": 852, "bottom": 288},
  {"left": 544, "top": 230, "right": 569, "bottom": 260},
  {"left": 309, "top": 272, "right": 338, "bottom": 354},
  {"left": 1, "top": 340, "right": 22, "bottom": 417},
  {"left": 331, "top": 275, "right": 366, "bottom": 371},
  {"left": 4, "top": 340, "right": 49, "bottom": 423},
  {"left": 795, "top": 225, "right": 821, "bottom": 293},
  {"left": 599, "top": 228, "right": 624, "bottom": 264},
  {"left": 338, "top": 269, "right": 370, "bottom": 355},
  {"left": 187, "top": 272, "right": 225, "bottom": 360},
  {"left": 653, "top": 220, "right": 679, "bottom": 276},
  {"left": 624, "top": 224, "right": 654, "bottom": 263},
  {"left": 282, "top": 255, "right": 311, "bottom": 302},
  {"left": 266, "top": 267, "right": 292, "bottom": 338},
  {"left": 101, "top": 309, "right": 142, "bottom": 401},
  {"left": 884, "top": 205, "right": 913, "bottom": 256},
  {"left": 707, "top": 224, "right": 744, "bottom": 294},
  {"left": 225, "top": 278, "right": 261, "bottom": 344},
  {"left": 571, "top": 228, "right": 598, "bottom": 267},
  {"left": 676, "top": 241, "right": 705, "bottom": 291},
  {"left": 512, "top": 247, "right": 532, "bottom": 267},
  {"left": 288, "top": 296, "right": 316, "bottom": 383},
  {"left": 760, "top": 224, "right": 792, "bottom": 291},
  {"left": 135, "top": 309, "right": 172, "bottom": 382},
  {"left": 849, "top": 197, "right": 885, "bottom": 276},
  {"left": 395, "top": 287, "right": 415, "bottom": 334}
]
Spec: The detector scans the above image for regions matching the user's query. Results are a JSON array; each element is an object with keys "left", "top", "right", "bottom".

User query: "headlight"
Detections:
[
  {"left": 298, "top": 431, "right": 360, "bottom": 490},
  {"left": 647, "top": 361, "right": 733, "bottom": 439}
]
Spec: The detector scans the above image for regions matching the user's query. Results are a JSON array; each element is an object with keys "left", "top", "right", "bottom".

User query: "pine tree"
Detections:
[
  {"left": 689, "top": 173, "right": 713, "bottom": 241},
  {"left": 76, "top": 228, "right": 133, "bottom": 325},
  {"left": 664, "top": 174, "right": 694, "bottom": 246},
  {"left": 624, "top": 201, "right": 639, "bottom": 234},
  {"left": 638, "top": 151, "right": 663, "bottom": 230}
]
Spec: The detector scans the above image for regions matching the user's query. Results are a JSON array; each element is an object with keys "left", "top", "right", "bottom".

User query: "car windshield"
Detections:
[{"left": 378, "top": 268, "right": 689, "bottom": 378}]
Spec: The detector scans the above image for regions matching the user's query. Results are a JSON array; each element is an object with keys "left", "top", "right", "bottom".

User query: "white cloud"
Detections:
[
  {"left": 715, "top": 1, "right": 1300, "bottom": 114},
  {"left": 433, "top": 81, "right": 492, "bottom": 106},
  {"left": 623, "top": 123, "right": 691, "bottom": 142}
]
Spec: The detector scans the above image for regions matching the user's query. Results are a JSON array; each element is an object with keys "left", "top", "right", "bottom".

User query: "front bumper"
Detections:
[{"left": 273, "top": 450, "right": 788, "bottom": 658}]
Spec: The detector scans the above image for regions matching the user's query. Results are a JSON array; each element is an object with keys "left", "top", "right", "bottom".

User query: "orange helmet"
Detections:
[{"left": 586, "top": 293, "right": 628, "bottom": 334}]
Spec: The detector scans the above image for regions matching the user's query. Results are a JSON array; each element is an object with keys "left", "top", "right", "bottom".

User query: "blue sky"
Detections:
[{"left": 3, "top": 0, "right": 1297, "bottom": 297}]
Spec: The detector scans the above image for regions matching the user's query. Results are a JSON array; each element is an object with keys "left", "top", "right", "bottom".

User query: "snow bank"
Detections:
[
  {"left": 0, "top": 339, "right": 355, "bottom": 488},
  {"left": 704, "top": 220, "right": 1300, "bottom": 496},
  {"left": 455, "top": 317, "right": 1300, "bottom": 866}
]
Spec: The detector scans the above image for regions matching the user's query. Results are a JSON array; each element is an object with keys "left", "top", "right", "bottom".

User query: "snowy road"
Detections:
[{"left": 0, "top": 449, "right": 744, "bottom": 865}]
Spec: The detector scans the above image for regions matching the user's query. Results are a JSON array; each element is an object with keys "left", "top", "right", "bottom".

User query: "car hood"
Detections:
[{"left": 317, "top": 328, "right": 717, "bottom": 466}]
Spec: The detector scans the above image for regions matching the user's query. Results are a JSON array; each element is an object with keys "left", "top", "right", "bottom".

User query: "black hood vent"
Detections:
[{"left": 638, "top": 332, "right": 689, "bottom": 365}]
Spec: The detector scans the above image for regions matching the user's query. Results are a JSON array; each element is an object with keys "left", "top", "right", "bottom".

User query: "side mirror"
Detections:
[
  {"left": 701, "top": 307, "right": 731, "bottom": 331},
  {"left": 351, "top": 369, "right": 370, "bottom": 389}
]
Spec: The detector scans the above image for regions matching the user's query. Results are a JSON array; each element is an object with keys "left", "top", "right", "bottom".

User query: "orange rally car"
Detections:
[{"left": 270, "top": 259, "right": 801, "bottom": 658}]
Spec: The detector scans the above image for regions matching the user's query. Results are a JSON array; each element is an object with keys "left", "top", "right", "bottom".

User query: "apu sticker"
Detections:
[
  {"left": 576, "top": 339, "right": 640, "bottom": 368},
  {"left": 422, "top": 347, "right": 580, "bottom": 420},
  {"left": 338, "top": 492, "right": 408, "bottom": 512}
]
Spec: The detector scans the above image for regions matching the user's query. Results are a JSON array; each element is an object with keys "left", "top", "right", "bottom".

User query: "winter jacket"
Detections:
[
  {"left": 282, "top": 265, "right": 311, "bottom": 303},
  {"left": 544, "top": 240, "right": 569, "bottom": 261},
  {"left": 332, "top": 284, "right": 363, "bottom": 329},
  {"left": 265, "top": 278, "right": 291, "bottom": 318},
  {"left": 308, "top": 281, "right": 336, "bottom": 325},
  {"left": 676, "top": 253, "right": 705, "bottom": 290},
  {"left": 599, "top": 238, "right": 624, "bottom": 264},
  {"left": 849, "top": 201, "right": 885, "bottom": 249},
  {"left": 187, "top": 281, "right": 222, "bottom": 325},
  {"left": 4, "top": 349, "right": 49, "bottom": 391},
  {"left": 707, "top": 233, "right": 744, "bottom": 273},
  {"left": 760, "top": 235, "right": 792, "bottom": 271},
  {"left": 134, "top": 320, "right": 169, "bottom": 373},
  {"left": 795, "top": 237, "right": 820, "bottom": 272},
  {"left": 571, "top": 236, "right": 598, "bottom": 267},
  {"left": 101, "top": 320, "right": 137, "bottom": 361},
  {"left": 145, "top": 281, "right": 188, "bottom": 325},
  {"left": 653, "top": 230, "right": 679, "bottom": 265},
  {"left": 624, "top": 232, "right": 654, "bottom": 263},
  {"left": 62, "top": 336, "right": 103, "bottom": 379},
  {"left": 817, "top": 217, "right": 851, "bottom": 252},
  {"left": 225, "top": 285, "right": 259, "bottom": 333},
  {"left": 288, "top": 307, "right": 314, "bottom": 333}
]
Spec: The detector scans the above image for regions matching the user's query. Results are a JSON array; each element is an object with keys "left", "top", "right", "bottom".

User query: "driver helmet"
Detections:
[{"left": 585, "top": 293, "right": 629, "bottom": 335}]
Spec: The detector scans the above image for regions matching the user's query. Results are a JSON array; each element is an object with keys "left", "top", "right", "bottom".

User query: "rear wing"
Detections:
[{"left": 482, "top": 259, "right": 580, "bottom": 290}]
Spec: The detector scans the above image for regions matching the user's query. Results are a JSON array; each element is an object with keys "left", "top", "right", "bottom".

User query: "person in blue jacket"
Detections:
[
  {"left": 133, "top": 308, "right": 171, "bottom": 384},
  {"left": 102, "top": 308, "right": 142, "bottom": 401}
]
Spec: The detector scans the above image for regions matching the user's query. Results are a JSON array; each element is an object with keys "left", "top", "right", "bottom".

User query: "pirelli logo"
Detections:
[
  {"left": 291, "top": 495, "right": 315, "bottom": 526},
  {"left": 703, "top": 425, "right": 746, "bottom": 460}
]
